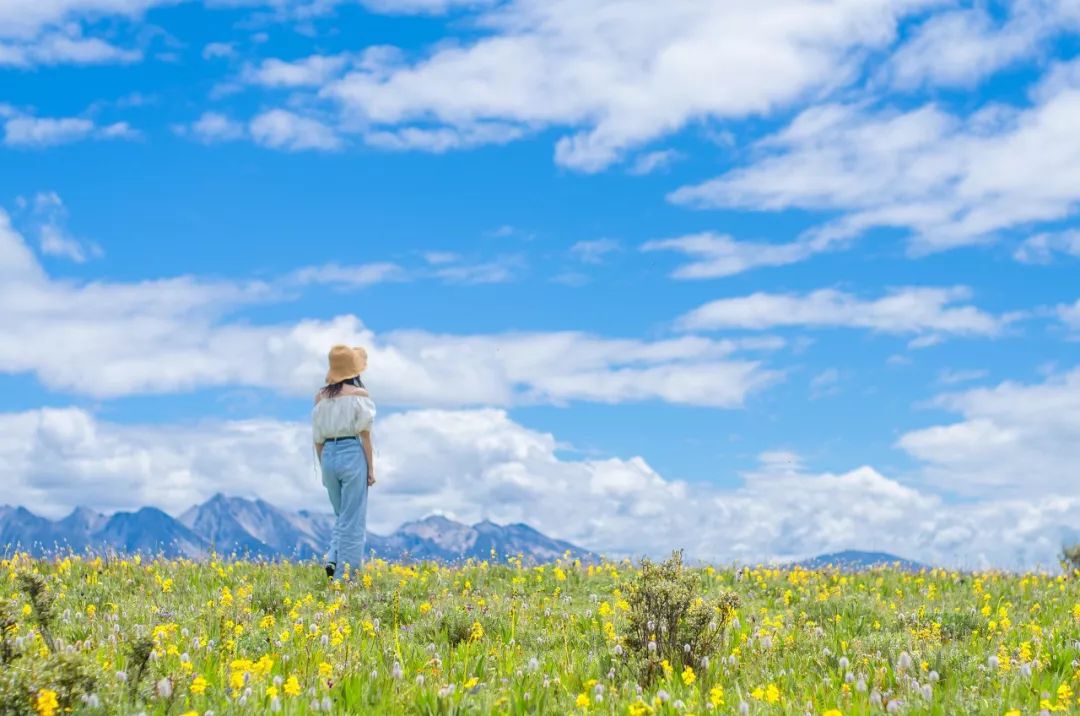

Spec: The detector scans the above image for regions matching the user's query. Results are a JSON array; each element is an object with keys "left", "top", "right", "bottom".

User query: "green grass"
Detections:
[{"left": 1, "top": 552, "right": 1077, "bottom": 715}]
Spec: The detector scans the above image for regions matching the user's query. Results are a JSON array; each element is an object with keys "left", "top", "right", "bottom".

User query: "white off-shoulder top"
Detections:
[{"left": 312, "top": 395, "right": 376, "bottom": 443}]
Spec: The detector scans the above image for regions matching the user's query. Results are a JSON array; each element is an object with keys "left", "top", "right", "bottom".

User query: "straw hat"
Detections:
[{"left": 325, "top": 344, "right": 368, "bottom": 384}]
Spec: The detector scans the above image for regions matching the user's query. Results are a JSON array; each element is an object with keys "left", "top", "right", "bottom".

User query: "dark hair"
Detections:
[{"left": 321, "top": 375, "right": 365, "bottom": 399}]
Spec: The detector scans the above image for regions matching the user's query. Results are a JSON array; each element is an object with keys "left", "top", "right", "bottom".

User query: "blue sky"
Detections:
[{"left": 2, "top": 0, "right": 1079, "bottom": 568}]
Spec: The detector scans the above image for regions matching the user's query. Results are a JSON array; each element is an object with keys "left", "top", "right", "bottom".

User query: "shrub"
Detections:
[
  {"left": 624, "top": 551, "right": 739, "bottom": 682},
  {"left": 438, "top": 609, "right": 474, "bottom": 648},
  {"left": 0, "top": 580, "right": 96, "bottom": 715},
  {"left": 17, "top": 572, "right": 57, "bottom": 652}
]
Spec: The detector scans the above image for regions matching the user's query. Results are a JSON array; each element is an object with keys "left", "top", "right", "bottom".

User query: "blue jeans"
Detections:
[{"left": 321, "top": 438, "right": 369, "bottom": 573}]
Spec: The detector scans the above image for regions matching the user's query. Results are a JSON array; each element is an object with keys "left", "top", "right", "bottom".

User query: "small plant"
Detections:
[
  {"left": 1062, "top": 543, "right": 1080, "bottom": 574},
  {"left": 0, "top": 601, "right": 16, "bottom": 665},
  {"left": 17, "top": 572, "right": 57, "bottom": 653},
  {"left": 438, "top": 609, "right": 474, "bottom": 648},
  {"left": 624, "top": 551, "right": 739, "bottom": 682},
  {"left": 126, "top": 636, "right": 155, "bottom": 702}
]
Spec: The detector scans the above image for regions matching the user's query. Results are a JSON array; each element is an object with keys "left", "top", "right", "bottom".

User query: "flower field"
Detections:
[{"left": 1, "top": 551, "right": 1078, "bottom": 715}]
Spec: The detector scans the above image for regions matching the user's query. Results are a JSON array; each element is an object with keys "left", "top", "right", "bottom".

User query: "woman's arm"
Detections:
[
  {"left": 360, "top": 430, "right": 375, "bottom": 486},
  {"left": 315, "top": 441, "right": 324, "bottom": 465}
]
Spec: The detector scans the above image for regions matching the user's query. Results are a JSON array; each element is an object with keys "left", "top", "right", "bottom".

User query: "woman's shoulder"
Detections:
[{"left": 313, "top": 387, "right": 371, "bottom": 405}]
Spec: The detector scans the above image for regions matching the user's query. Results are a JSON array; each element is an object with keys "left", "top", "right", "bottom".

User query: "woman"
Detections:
[{"left": 313, "top": 345, "right": 376, "bottom": 579}]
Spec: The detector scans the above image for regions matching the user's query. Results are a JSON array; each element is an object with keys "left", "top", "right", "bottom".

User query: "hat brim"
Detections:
[{"left": 325, "top": 347, "right": 367, "bottom": 384}]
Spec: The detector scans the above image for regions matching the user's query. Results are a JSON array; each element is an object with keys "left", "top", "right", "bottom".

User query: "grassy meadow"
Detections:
[{"left": 1, "top": 551, "right": 1078, "bottom": 715}]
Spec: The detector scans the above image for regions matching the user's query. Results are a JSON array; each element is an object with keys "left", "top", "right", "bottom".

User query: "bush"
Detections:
[
  {"left": 437, "top": 609, "right": 475, "bottom": 648},
  {"left": 0, "top": 577, "right": 96, "bottom": 715},
  {"left": 624, "top": 551, "right": 739, "bottom": 682}
]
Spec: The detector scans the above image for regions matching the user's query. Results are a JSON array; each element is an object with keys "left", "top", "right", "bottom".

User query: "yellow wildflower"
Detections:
[
  {"left": 283, "top": 676, "right": 301, "bottom": 697},
  {"left": 191, "top": 675, "right": 208, "bottom": 695},
  {"left": 576, "top": 692, "right": 590, "bottom": 708},
  {"left": 681, "top": 665, "right": 696, "bottom": 686},
  {"left": 34, "top": 689, "right": 59, "bottom": 716}
]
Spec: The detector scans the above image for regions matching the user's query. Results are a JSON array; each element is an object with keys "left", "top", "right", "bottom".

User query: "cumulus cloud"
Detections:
[
  {"left": 882, "top": 0, "right": 1080, "bottom": 90},
  {"left": 242, "top": 54, "right": 352, "bottom": 88},
  {"left": 0, "top": 31, "right": 141, "bottom": 67},
  {"left": 2, "top": 406, "right": 1075, "bottom": 569},
  {"left": 249, "top": 109, "right": 342, "bottom": 151},
  {"left": 0, "top": 0, "right": 152, "bottom": 69},
  {"left": 899, "top": 366, "right": 1080, "bottom": 496},
  {"left": 0, "top": 207, "right": 779, "bottom": 407},
  {"left": 676, "top": 287, "right": 1008, "bottom": 339},
  {"left": 670, "top": 68, "right": 1080, "bottom": 253},
  {"left": 1014, "top": 230, "right": 1080, "bottom": 263},
  {"left": 3, "top": 114, "right": 138, "bottom": 148},
  {"left": 187, "top": 112, "right": 246, "bottom": 143},
  {"left": 322, "top": 0, "right": 930, "bottom": 170}
]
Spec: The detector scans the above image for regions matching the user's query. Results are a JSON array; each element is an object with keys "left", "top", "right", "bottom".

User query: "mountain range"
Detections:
[
  {"left": 1, "top": 496, "right": 925, "bottom": 570},
  {"left": 794, "top": 550, "right": 927, "bottom": 572},
  {"left": 0, "top": 494, "right": 596, "bottom": 564}
]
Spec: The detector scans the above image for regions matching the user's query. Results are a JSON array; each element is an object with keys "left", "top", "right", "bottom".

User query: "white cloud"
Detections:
[
  {"left": 0, "top": 0, "right": 163, "bottom": 41},
  {"left": 627, "top": 149, "right": 680, "bottom": 176},
  {"left": 0, "top": 31, "right": 141, "bottom": 67},
  {"left": 936, "top": 368, "right": 989, "bottom": 386},
  {"left": 98, "top": 121, "right": 139, "bottom": 139},
  {"left": 570, "top": 239, "right": 620, "bottom": 265},
  {"left": 249, "top": 109, "right": 342, "bottom": 151},
  {"left": 809, "top": 367, "right": 840, "bottom": 398},
  {"left": 1, "top": 406, "right": 1075, "bottom": 569},
  {"left": 670, "top": 69, "right": 1080, "bottom": 253},
  {"left": 3, "top": 114, "right": 138, "bottom": 148},
  {"left": 359, "top": 0, "right": 497, "bottom": 13},
  {"left": 364, "top": 122, "right": 524, "bottom": 152},
  {"left": 0, "top": 207, "right": 779, "bottom": 407},
  {"left": 243, "top": 54, "right": 352, "bottom": 88},
  {"left": 291, "top": 262, "right": 407, "bottom": 289},
  {"left": 4, "top": 116, "right": 93, "bottom": 147},
  {"left": 1058, "top": 299, "right": 1080, "bottom": 331},
  {"left": 323, "top": 0, "right": 931, "bottom": 171},
  {"left": 0, "top": 0, "right": 152, "bottom": 68},
  {"left": 188, "top": 111, "right": 247, "bottom": 143},
  {"left": 882, "top": 0, "right": 1080, "bottom": 90},
  {"left": 1014, "top": 230, "right": 1080, "bottom": 263},
  {"left": 676, "top": 287, "right": 1007, "bottom": 338},
  {"left": 432, "top": 254, "right": 523, "bottom": 284},
  {"left": 422, "top": 251, "right": 459, "bottom": 265},
  {"left": 899, "top": 366, "right": 1080, "bottom": 498},
  {"left": 642, "top": 232, "right": 845, "bottom": 279},
  {"left": 202, "top": 42, "right": 235, "bottom": 60},
  {"left": 26, "top": 192, "right": 103, "bottom": 263}
]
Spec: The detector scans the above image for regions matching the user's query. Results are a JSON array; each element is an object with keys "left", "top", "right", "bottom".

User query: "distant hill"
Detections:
[
  {"left": 794, "top": 550, "right": 927, "bottom": 572},
  {"left": 0, "top": 494, "right": 597, "bottom": 564}
]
